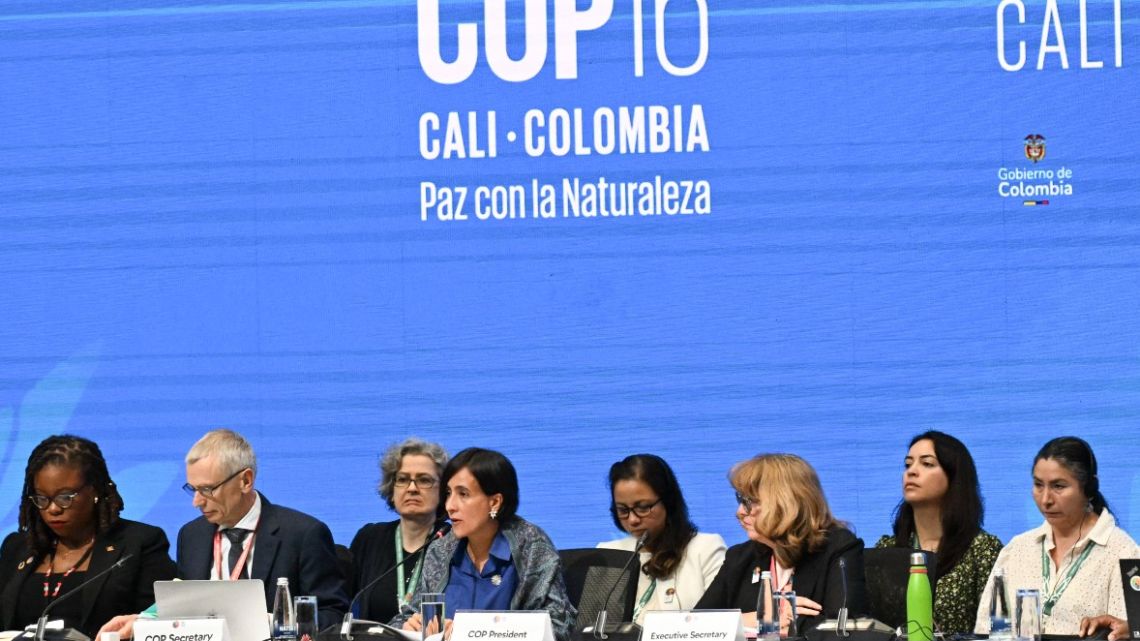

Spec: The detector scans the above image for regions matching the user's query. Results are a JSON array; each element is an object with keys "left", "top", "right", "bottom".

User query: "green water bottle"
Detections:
[{"left": 907, "top": 552, "right": 933, "bottom": 641}]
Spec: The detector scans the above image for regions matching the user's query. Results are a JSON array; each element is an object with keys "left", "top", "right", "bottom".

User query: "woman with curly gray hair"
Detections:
[{"left": 349, "top": 437, "right": 448, "bottom": 623}]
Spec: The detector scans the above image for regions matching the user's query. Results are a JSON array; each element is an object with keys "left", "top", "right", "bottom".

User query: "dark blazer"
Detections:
[
  {"left": 695, "top": 526, "right": 866, "bottom": 632},
  {"left": 350, "top": 520, "right": 408, "bottom": 623},
  {"left": 176, "top": 492, "right": 350, "bottom": 631},
  {"left": 348, "top": 519, "right": 446, "bottom": 623},
  {"left": 0, "top": 519, "right": 176, "bottom": 638}
]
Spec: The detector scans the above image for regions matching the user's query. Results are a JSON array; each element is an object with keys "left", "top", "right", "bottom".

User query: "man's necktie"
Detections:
[{"left": 224, "top": 528, "right": 250, "bottom": 579}]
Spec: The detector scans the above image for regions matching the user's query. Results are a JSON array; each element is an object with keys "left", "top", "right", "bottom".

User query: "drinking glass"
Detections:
[
  {"left": 777, "top": 591, "right": 798, "bottom": 638},
  {"left": 294, "top": 596, "right": 318, "bottom": 641},
  {"left": 1014, "top": 589, "right": 1041, "bottom": 641},
  {"left": 420, "top": 592, "right": 446, "bottom": 641}
]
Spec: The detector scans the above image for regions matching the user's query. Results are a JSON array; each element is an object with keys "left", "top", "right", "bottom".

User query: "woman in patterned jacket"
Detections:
[
  {"left": 876, "top": 430, "right": 1002, "bottom": 633},
  {"left": 394, "top": 447, "right": 576, "bottom": 641}
]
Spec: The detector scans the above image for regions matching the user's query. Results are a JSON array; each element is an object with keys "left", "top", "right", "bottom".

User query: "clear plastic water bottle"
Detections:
[
  {"left": 272, "top": 577, "right": 297, "bottom": 640},
  {"left": 990, "top": 568, "right": 1013, "bottom": 641},
  {"left": 758, "top": 570, "right": 780, "bottom": 641}
]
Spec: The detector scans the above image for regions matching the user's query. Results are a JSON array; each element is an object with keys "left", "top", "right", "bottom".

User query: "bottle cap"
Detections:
[
  {"left": 910, "top": 552, "right": 926, "bottom": 566},
  {"left": 760, "top": 570, "right": 771, "bottom": 578},
  {"left": 277, "top": 577, "right": 290, "bottom": 585}
]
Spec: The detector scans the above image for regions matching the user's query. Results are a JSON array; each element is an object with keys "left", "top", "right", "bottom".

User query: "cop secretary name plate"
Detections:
[
  {"left": 133, "top": 617, "right": 229, "bottom": 641},
  {"left": 641, "top": 610, "right": 745, "bottom": 641},
  {"left": 450, "top": 611, "right": 554, "bottom": 641}
]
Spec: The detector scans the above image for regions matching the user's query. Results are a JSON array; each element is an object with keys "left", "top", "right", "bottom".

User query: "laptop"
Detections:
[
  {"left": 154, "top": 580, "right": 271, "bottom": 641},
  {"left": 1121, "top": 559, "right": 1140, "bottom": 639},
  {"left": 862, "top": 548, "right": 938, "bottom": 630}
]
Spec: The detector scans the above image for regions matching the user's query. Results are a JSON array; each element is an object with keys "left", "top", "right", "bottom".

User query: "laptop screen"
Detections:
[
  {"left": 1120, "top": 560, "right": 1140, "bottom": 639},
  {"left": 154, "top": 579, "right": 271, "bottom": 641}
]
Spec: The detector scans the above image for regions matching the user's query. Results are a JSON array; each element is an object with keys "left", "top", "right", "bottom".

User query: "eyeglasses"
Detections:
[
  {"left": 28, "top": 489, "right": 87, "bottom": 510},
  {"left": 182, "top": 468, "right": 247, "bottom": 498},
  {"left": 394, "top": 474, "right": 438, "bottom": 489},
  {"left": 735, "top": 491, "right": 759, "bottom": 512},
  {"left": 614, "top": 499, "right": 662, "bottom": 519}
]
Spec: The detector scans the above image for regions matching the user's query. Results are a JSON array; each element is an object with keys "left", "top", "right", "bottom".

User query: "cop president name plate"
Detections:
[
  {"left": 641, "top": 610, "right": 745, "bottom": 641},
  {"left": 450, "top": 610, "right": 554, "bottom": 641}
]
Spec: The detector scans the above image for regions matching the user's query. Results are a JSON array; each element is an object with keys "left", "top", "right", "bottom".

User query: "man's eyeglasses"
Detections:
[
  {"left": 28, "top": 489, "right": 87, "bottom": 510},
  {"left": 735, "top": 491, "right": 759, "bottom": 512},
  {"left": 182, "top": 468, "right": 247, "bottom": 498},
  {"left": 614, "top": 499, "right": 662, "bottom": 519},
  {"left": 394, "top": 474, "right": 438, "bottom": 489}
]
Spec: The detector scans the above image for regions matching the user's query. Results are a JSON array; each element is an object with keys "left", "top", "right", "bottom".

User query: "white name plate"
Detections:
[
  {"left": 451, "top": 610, "right": 554, "bottom": 641},
  {"left": 641, "top": 610, "right": 745, "bottom": 641},
  {"left": 134, "top": 617, "right": 229, "bottom": 641}
]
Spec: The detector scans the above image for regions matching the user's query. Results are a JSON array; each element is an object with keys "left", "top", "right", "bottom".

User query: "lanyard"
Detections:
[
  {"left": 768, "top": 556, "right": 795, "bottom": 624},
  {"left": 632, "top": 578, "right": 657, "bottom": 622},
  {"left": 213, "top": 518, "right": 259, "bottom": 581},
  {"left": 769, "top": 556, "right": 793, "bottom": 592},
  {"left": 1040, "top": 537, "right": 1095, "bottom": 616},
  {"left": 43, "top": 545, "right": 94, "bottom": 598},
  {"left": 394, "top": 524, "right": 426, "bottom": 608}
]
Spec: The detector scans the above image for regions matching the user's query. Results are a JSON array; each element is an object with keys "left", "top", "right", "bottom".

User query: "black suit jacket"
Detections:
[
  {"left": 349, "top": 519, "right": 446, "bottom": 623},
  {"left": 176, "top": 493, "right": 350, "bottom": 630},
  {"left": 695, "top": 526, "right": 866, "bottom": 632},
  {"left": 0, "top": 519, "right": 176, "bottom": 638},
  {"left": 348, "top": 520, "right": 403, "bottom": 623}
]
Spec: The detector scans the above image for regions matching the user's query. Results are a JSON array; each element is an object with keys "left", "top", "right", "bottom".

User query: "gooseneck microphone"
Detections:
[
  {"left": 836, "top": 558, "right": 849, "bottom": 638},
  {"left": 341, "top": 524, "right": 452, "bottom": 641},
  {"left": 35, "top": 553, "right": 135, "bottom": 641},
  {"left": 592, "top": 532, "right": 648, "bottom": 640}
]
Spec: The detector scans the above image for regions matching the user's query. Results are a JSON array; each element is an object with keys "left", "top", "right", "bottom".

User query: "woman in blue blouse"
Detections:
[{"left": 394, "top": 448, "right": 575, "bottom": 641}]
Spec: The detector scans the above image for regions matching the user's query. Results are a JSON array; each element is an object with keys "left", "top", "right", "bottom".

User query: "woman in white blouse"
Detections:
[
  {"left": 974, "top": 437, "right": 1140, "bottom": 634},
  {"left": 598, "top": 454, "right": 726, "bottom": 624}
]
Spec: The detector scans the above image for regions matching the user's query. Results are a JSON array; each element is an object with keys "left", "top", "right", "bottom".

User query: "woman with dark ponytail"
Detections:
[
  {"left": 974, "top": 437, "right": 1139, "bottom": 635},
  {"left": 0, "top": 435, "right": 175, "bottom": 637},
  {"left": 598, "top": 454, "right": 726, "bottom": 624},
  {"left": 876, "top": 431, "right": 1003, "bottom": 633}
]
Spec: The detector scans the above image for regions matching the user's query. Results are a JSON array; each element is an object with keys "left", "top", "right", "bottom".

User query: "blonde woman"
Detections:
[{"left": 696, "top": 454, "right": 865, "bottom": 634}]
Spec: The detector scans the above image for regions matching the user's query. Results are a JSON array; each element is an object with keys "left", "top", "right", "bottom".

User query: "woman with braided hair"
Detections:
[{"left": 0, "top": 435, "right": 175, "bottom": 637}]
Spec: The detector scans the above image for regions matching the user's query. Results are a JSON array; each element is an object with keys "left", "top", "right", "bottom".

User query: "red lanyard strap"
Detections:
[
  {"left": 213, "top": 519, "right": 259, "bottom": 581},
  {"left": 43, "top": 545, "right": 95, "bottom": 599}
]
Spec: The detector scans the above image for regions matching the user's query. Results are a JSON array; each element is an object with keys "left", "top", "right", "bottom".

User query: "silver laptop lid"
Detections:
[{"left": 154, "top": 579, "right": 271, "bottom": 641}]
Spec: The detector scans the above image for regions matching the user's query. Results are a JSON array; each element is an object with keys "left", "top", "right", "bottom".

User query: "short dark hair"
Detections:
[
  {"left": 890, "top": 430, "right": 983, "bottom": 578},
  {"left": 1034, "top": 436, "right": 1107, "bottom": 514},
  {"left": 608, "top": 454, "right": 696, "bottom": 580},
  {"left": 20, "top": 434, "right": 124, "bottom": 558},
  {"left": 443, "top": 448, "right": 519, "bottom": 523}
]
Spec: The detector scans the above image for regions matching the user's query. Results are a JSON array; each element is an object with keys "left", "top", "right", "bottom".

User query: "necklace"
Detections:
[{"left": 43, "top": 541, "right": 95, "bottom": 599}]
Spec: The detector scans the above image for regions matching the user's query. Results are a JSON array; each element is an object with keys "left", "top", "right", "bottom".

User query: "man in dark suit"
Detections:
[
  {"left": 176, "top": 428, "right": 349, "bottom": 628},
  {"left": 99, "top": 429, "right": 349, "bottom": 638}
]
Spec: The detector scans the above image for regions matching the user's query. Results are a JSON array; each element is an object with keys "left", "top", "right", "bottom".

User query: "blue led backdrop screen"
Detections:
[{"left": 1, "top": 0, "right": 1138, "bottom": 551}]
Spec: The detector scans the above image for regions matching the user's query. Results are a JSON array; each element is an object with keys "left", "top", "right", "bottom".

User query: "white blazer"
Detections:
[{"left": 597, "top": 532, "right": 727, "bottom": 624}]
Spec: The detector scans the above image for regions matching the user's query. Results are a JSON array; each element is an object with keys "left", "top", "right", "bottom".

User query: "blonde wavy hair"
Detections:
[{"left": 730, "top": 453, "right": 838, "bottom": 567}]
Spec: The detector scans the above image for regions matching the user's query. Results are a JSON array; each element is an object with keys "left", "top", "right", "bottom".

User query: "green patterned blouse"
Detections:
[{"left": 875, "top": 530, "right": 1003, "bottom": 633}]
